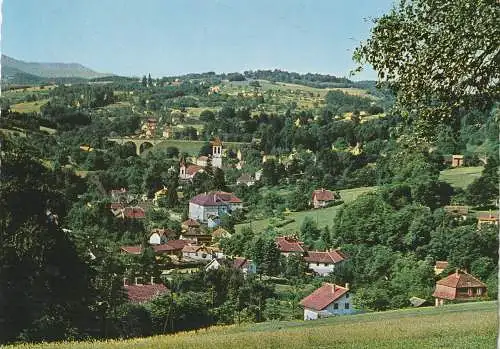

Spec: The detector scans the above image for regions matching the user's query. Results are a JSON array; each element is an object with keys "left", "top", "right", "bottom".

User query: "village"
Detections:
[{"left": 103, "top": 136, "right": 497, "bottom": 320}]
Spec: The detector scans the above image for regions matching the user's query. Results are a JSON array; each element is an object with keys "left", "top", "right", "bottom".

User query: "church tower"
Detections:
[{"left": 211, "top": 137, "right": 223, "bottom": 169}]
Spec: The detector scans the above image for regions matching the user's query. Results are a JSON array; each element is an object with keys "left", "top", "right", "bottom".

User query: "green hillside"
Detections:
[{"left": 8, "top": 301, "right": 496, "bottom": 349}]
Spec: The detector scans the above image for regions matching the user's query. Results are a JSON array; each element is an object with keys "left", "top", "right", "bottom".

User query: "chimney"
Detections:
[
  {"left": 455, "top": 269, "right": 459, "bottom": 277},
  {"left": 150, "top": 276, "right": 155, "bottom": 285},
  {"left": 123, "top": 277, "right": 128, "bottom": 286},
  {"left": 332, "top": 284, "right": 336, "bottom": 293},
  {"left": 345, "top": 283, "right": 350, "bottom": 290}
]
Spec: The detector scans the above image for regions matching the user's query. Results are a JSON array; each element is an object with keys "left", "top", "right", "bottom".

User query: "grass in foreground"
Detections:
[
  {"left": 9, "top": 301, "right": 497, "bottom": 349},
  {"left": 439, "top": 166, "right": 483, "bottom": 189}
]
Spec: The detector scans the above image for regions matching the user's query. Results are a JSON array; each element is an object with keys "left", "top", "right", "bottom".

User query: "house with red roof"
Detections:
[
  {"left": 304, "top": 249, "right": 347, "bottom": 276},
  {"left": 275, "top": 235, "right": 306, "bottom": 257},
  {"left": 300, "top": 283, "right": 354, "bottom": 320},
  {"left": 432, "top": 270, "right": 487, "bottom": 306},
  {"left": 205, "top": 257, "right": 256, "bottom": 275},
  {"left": 123, "top": 277, "right": 169, "bottom": 303},
  {"left": 477, "top": 212, "right": 498, "bottom": 229},
  {"left": 189, "top": 191, "right": 242, "bottom": 224},
  {"left": 179, "top": 161, "right": 204, "bottom": 181},
  {"left": 311, "top": 188, "right": 337, "bottom": 209},
  {"left": 121, "top": 206, "right": 146, "bottom": 219}
]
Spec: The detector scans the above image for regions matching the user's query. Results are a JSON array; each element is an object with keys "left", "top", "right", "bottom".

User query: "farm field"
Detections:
[
  {"left": 439, "top": 166, "right": 483, "bottom": 189},
  {"left": 236, "top": 186, "right": 376, "bottom": 233},
  {"left": 9, "top": 301, "right": 496, "bottom": 349},
  {"left": 10, "top": 99, "right": 49, "bottom": 113}
]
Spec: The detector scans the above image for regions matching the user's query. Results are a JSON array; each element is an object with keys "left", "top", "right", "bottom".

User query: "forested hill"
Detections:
[{"left": 1, "top": 55, "right": 108, "bottom": 81}]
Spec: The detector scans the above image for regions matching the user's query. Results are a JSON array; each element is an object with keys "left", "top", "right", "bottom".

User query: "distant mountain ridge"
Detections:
[{"left": 1, "top": 55, "right": 108, "bottom": 81}]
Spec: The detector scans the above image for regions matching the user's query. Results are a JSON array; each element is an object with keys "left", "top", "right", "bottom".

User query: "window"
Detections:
[
  {"left": 345, "top": 303, "right": 350, "bottom": 309},
  {"left": 346, "top": 293, "right": 349, "bottom": 299},
  {"left": 316, "top": 263, "right": 320, "bottom": 266},
  {"left": 333, "top": 303, "right": 338, "bottom": 310},
  {"left": 476, "top": 288, "right": 482, "bottom": 296}
]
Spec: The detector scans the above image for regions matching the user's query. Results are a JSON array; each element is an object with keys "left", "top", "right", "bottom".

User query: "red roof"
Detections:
[
  {"left": 304, "top": 250, "right": 346, "bottom": 264},
  {"left": 435, "top": 270, "right": 486, "bottom": 289},
  {"left": 275, "top": 236, "right": 305, "bottom": 253},
  {"left": 190, "top": 191, "right": 242, "bottom": 206},
  {"left": 186, "top": 164, "right": 203, "bottom": 175},
  {"left": 123, "top": 207, "right": 146, "bottom": 219},
  {"left": 121, "top": 246, "right": 142, "bottom": 254},
  {"left": 478, "top": 213, "right": 498, "bottom": 222},
  {"left": 165, "top": 239, "right": 194, "bottom": 250},
  {"left": 124, "top": 283, "right": 168, "bottom": 303},
  {"left": 233, "top": 257, "right": 251, "bottom": 270},
  {"left": 312, "top": 189, "right": 335, "bottom": 202},
  {"left": 300, "top": 283, "right": 349, "bottom": 311}
]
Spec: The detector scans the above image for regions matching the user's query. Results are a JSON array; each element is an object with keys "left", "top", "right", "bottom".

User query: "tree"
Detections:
[
  {"left": 212, "top": 168, "right": 227, "bottom": 191},
  {"left": 354, "top": 0, "right": 500, "bottom": 133}
]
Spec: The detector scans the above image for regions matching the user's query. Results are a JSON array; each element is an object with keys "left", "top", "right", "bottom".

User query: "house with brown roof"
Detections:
[
  {"left": 304, "top": 249, "right": 347, "bottom": 276},
  {"left": 434, "top": 261, "right": 449, "bottom": 275},
  {"left": 189, "top": 191, "right": 243, "bottom": 224},
  {"left": 311, "top": 189, "right": 337, "bottom": 209},
  {"left": 275, "top": 235, "right": 306, "bottom": 257},
  {"left": 236, "top": 173, "right": 255, "bottom": 186},
  {"left": 181, "top": 245, "right": 212, "bottom": 261},
  {"left": 179, "top": 160, "right": 204, "bottom": 181},
  {"left": 432, "top": 270, "right": 487, "bottom": 306},
  {"left": 180, "top": 229, "right": 212, "bottom": 244},
  {"left": 300, "top": 283, "right": 354, "bottom": 320},
  {"left": 123, "top": 277, "right": 169, "bottom": 303},
  {"left": 477, "top": 212, "right": 499, "bottom": 228}
]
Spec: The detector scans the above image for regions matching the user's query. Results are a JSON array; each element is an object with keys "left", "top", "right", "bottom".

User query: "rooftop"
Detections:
[
  {"left": 300, "top": 283, "right": 349, "bottom": 311},
  {"left": 275, "top": 236, "right": 305, "bottom": 253},
  {"left": 190, "top": 191, "right": 242, "bottom": 206},
  {"left": 304, "top": 249, "right": 346, "bottom": 264},
  {"left": 124, "top": 283, "right": 168, "bottom": 303}
]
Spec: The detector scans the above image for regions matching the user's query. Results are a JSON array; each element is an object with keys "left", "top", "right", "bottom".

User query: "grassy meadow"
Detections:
[
  {"left": 10, "top": 99, "right": 49, "bottom": 113},
  {"left": 439, "top": 166, "right": 483, "bottom": 189},
  {"left": 236, "top": 186, "right": 376, "bottom": 234},
  {"left": 8, "top": 301, "right": 496, "bottom": 349}
]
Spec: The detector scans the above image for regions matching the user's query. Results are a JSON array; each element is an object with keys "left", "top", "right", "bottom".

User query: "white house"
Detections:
[
  {"left": 189, "top": 191, "right": 243, "bottom": 223},
  {"left": 304, "top": 249, "right": 347, "bottom": 276},
  {"left": 300, "top": 283, "right": 355, "bottom": 320}
]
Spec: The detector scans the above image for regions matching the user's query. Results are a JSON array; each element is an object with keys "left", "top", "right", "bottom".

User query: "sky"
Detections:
[{"left": 1, "top": 0, "right": 394, "bottom": 80}]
